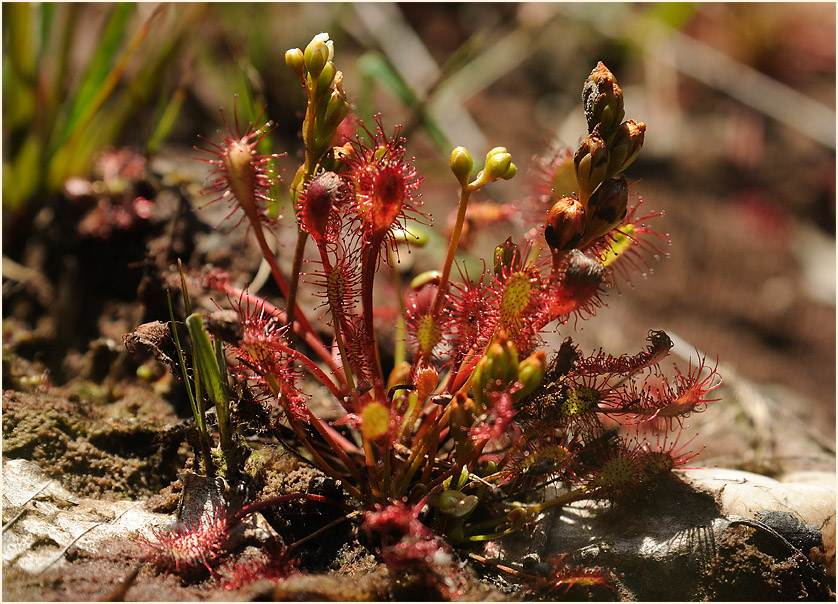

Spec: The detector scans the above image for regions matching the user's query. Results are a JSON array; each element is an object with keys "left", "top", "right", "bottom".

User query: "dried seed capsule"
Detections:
[
  {"left": 579, "top": 175, "right": 628, "bottom": 248},
  {"left": 582, "top": 62, "right": 625, "bottom": 136},
  {"left": 544, "top": 196, "right": 586, "bottom": 252},
  {"left": 574, "top": 128, "right": 609, "bottom": 203},
  {"left": 606, "top": 119, "right": 646, "bottom": 178}
]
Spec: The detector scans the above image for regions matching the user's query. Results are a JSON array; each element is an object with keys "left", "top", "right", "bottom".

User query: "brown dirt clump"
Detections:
[
  {"left": 701, "top": 523, "right": 835, "bottom": 600},
  {"left": 2, "top": 388, "right": 184, "bottom": 499}
]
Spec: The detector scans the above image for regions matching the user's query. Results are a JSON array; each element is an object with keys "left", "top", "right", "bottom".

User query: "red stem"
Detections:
[
  {"left": 360, "top": 243, "right": 385, "bottom": 398},
  {"left": 221, "top": 284, "right": 346, "bottom": 390}
]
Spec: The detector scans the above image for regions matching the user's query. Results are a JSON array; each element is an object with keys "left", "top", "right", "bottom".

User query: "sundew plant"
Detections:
[{"left": 139, "top": 33, "right": 722, "bottom": 598}]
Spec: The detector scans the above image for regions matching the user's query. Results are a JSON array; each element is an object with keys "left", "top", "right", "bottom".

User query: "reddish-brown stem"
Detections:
[
  {"left": 428, "top": 184, "right": 472, "bottom": 325},
  {"left": 363, "top": 436, "right": 382, "bottom": 500},
  {"left": 301, "top": 406, "right": 364, "bottom": 485},
  {"left": 360, "top": 243, "right": 385, "bottom": 398},
  {"left": 278, "top": 393, "right": 365, "bottom": 502},
  {"left": 235, "top": 492, "right": 331, "bottom": 522},
  {"left": 284, "top": 229, "right": 309, "bottom": 346},
  {"left": 249, "top": 221, "right": 317, "bottom": 339},
  {"left": 221, "top": 284, "right": 346, "bottom": 390},
  {"left": 317, "top": 246, "right": 357, "bottom": 394},
  {"left": 270, "top": 339, "right": 347, "bottom": 402}
]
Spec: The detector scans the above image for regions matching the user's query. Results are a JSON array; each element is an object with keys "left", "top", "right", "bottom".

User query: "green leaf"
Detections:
[
  {"left": 166, "top": 292, "right": 204, "bottom": 436},
  {"left": 186, "top": 313, "right": 231, "bottom": 450},
  {"left": 185, "top": 313, "right": 227, "bottom": 408},
  {"left": 58, "top": 3, "right": 134, "bottom": 149}
]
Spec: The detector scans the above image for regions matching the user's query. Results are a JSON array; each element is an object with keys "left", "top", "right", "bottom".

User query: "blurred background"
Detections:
[{"left": 3, "top": 3, "right": 835, "bottom": 473}]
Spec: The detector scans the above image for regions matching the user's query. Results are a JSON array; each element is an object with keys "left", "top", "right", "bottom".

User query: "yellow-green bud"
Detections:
[
  {"left": 314, "top": 61, "right": 336, "bottom": 95},
  {"left": 473, "top": 331, "right": 519, "bottom": 408},
  {"left": 285, "top": 48, "right": 305, "bottom": 75},
  {"left": 410, "top": 270, "right": 441, "bottom": 290},
  {"left": 500, "top": 161, "right": 517, "bottom": 181},
  {"left": 323, "top": 87, "right": 350, "bottom": 133},
  {"left": 574, "top": 129, "right": 609, "bottom": 203},
  {"left": 544, "top": 196, "right": 586, "bottom": 252},
  {"left": 450, "top": 146, "right": 473, "bottom": 186},
  {"left": 488, "top": 334, "right": 519, "bottom": 384},
  {"left": 304, "top": 33, "right": 332, "bottom": 78},
  {"left": 483, "top": 147, "right": 513, "bottom": 182},
  {"left": 579, "top": 175, "right": 628, "bottom": 247},
  {"left": 606, "top": 119, "right": 646, "bottom": 178},
  {"left": 514, "top": 350, "right": 546, "bottom": 401},
  {"left": 433, "top": 490, "right": 478, "bottom": 517},
  {"left": 583, "top": 62, "right": 625, "bottom": 136}
]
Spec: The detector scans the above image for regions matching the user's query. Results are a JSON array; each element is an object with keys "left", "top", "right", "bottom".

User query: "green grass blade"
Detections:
[
  {"left": 186, "top": 313, "right": 231, "bottom": 449},
  {"left": 3, "top": 3, "right": 36, "bottom": 81},
  {"left": 166, "top": 291, "right": 204, "bottom": 435},
  {"left": 146, "top": 86, "right": 186, "bottom": 154},
  {"left": 56, "top": 3, "right": 134, "bottom": 150},
  {"left": 357, "top": 51, "right": 450, "bottom": 152}
]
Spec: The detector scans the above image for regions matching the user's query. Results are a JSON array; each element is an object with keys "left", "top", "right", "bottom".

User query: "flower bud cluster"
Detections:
[
  {"left": 471, "top": 331, "right": 546, "bottom": 409},
  {"left": 545, "top": 63, "right": 646, "bottom": 254},
  {"left": 458, "top": 146, "right": 517, "bottom": 190},
  {"left": 286, "top": 33, "right": 350, "bottom": 172}
]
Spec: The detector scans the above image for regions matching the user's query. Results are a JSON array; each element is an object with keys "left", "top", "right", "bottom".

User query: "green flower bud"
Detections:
[
  {"left": 410, "top": 270, "right": 441, "bottom": 290},
  {"left": 489, "top": 334, "right": 519, "bottom": 384},
  {"left": 579, "top": 175, "right": 628, "bottom": 248},
  {"left": 323, "top": 88, "right": 350, "bottom": 133},
  {"left": 606, "top": 119, "right": 646, "bottom": 178},
  {"left": 483, "top": 147, "right": 513, "bottom": 182},
  {"left": 514, "top": 350, "right": 546, "bottom": 401},
  {"left": 473, "top": 331, "right": 519, "bottom": 408},
  {"left": 486, "top": 146, "right": 508, "bottom": 159},
  {"left": 583, "top": 62, "right": 625, "bottom": 136},
  {"left": 285, "top": 48, "right": 305, "bottom": 74},
  {"left": 574, "top": 129, "right": 609, "bottom": 203},
  {"left": 500, "top": 161, "right": 517, "bottom": 180},
  {"left": 433, "top": 490, "right": 478, "bottom": 517},
  {"left": 314, "top": 61, "right": 336, "bottom": 95},
  {"left": 304, "top": 32, "right": 332, "bottom": 78},
  {"left": 544, "top": 196, "right": 586, "bottom": 252},
  {"left": 450, "top": 146, "right": 473, "bottom": 186}
]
